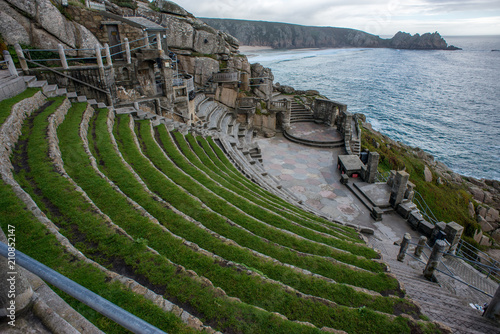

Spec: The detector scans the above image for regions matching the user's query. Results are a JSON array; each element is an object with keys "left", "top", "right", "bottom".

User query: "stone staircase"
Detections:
[
  {"left": 372, "top": 237, "right": 500, "bottom": 334},
  {"left": 290, "top": 101, "right": 314, "bottom": 123}
]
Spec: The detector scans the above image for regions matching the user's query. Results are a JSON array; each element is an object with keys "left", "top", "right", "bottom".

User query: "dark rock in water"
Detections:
[
  {"left": 492, "top": 50, "right": 500, "bottom": 52},
  {"left": 388, "top": 31, "right": 461, "bottom": 50}
]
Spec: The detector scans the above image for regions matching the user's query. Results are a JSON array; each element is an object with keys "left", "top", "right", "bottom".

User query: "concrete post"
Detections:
[
  {"left": 104, "top": 44, "right": 113, "bottom": 67},
  {"left": 389, "top": 171, "right": 409, "bottom": 208},
  {"left": 365, "top": 152, "right": 380, "bottom": 183},
  {"left": 414, "top": 236, "right": 427, "bottom": 257},
  {"left": 143, "top": 30, "right": 150, "bottom": 48},
  {"left": 397, "top": 233, "right": 411, "bottom": 262},
  {"left": 14, "top": 44, "right": 28, "bottom": 72},
  {"left": 95, "top": 44, "right": 105, "bottom": 79},
  {"left": 85, "top": 0, "right": 90, "bottom": 8},
  {"left": 58, "top": 44, "right": 69, "bottom": 69},
  {"left": 0, "top": 231, "right": 33, "bottom": 319},
  {"left": 423, "top": 239, "right": 446, "bottom": 280},
  {"left": 156, "top": 32, "right": 162, "bottom": 51},
  {"left": 2, "top": 51, "right": 18, "bottom": 77},
  {"left": 484, "top": 283, "right": 500, "bottom": 321},
  {"left": 124, "top": 38, "right": 131, "bottom": 64}
]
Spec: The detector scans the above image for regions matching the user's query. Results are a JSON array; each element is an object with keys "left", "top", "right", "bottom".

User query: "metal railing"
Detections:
[
  {"left": 454, "top": 239, "right": 500, "bottom": 281},
  {"left": 0, "top": 242, "right": 166, "bottom": 334},
  {"left": 375, "top": 170, "right": 390, "bottom": 183},
  {"left": 412, "top": 190, "right": 439, "bottom": 225},
  {"left": 213, "top": 72, "right": 239, "bottom": 83}
]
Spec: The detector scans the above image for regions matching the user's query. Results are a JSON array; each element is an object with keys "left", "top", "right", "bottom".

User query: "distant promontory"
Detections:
[{"left": 201, "top": 18, "right": 460, "bottom": 50}]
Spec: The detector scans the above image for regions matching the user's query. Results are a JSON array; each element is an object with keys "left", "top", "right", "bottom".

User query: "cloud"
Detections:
[{"left": 174, "top": 0, "right": 500, "bottom": 35}]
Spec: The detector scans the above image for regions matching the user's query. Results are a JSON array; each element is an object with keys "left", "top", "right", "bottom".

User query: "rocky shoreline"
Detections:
[{"left": 360, "top": 119, "right": 500, "bottom": 252}]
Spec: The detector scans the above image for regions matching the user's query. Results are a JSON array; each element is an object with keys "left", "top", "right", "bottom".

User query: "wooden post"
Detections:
[
  {"left": 58, "top": 44, "right": 69, "bottom": 69},
  {"left": 156, "top": 32, "right": 162, "bottom": 51},
  {"left": 14, "top": 44, "right": 28, "bottom": 72},
  {"left": 397, "top": 233, "right": 411, "bottom": 262},
  {"left": 95, "top": 44, "right": 105, "bottom": 79},
  {"left": 143, "top": 30, "right": 149, "bottom": 48},
  {"left": 423, "top": 239, "right": 446, "bottom": 280},
  {"left": 414, "top": 236, "right": 427, "bottom": 257},
  {"left": 2, "top": 51, "right": 18, "bottom": 77},
  {"left": 124, "top": 38, "right": 131, "bottom": 64}
]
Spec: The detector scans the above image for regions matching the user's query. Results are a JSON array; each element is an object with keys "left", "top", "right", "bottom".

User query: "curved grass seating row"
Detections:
[
  {"left": 88, "top": 109, "right": 417, "bottom": 316},
  {"left": 128, "top": 118, "right": 397, "bottom": 292},
  {"left": 173, "top": 132, "right": 361, "bottom": 246},
  {"left": 180, "top": 133, "right": 361, "bottom": 244},
  {"left": 11, "top": 99, "right": 330, "bottom": 334},
  {"left": 1, "top": 96, "right": 196, "bottom": 334},
  {"left": 58, "top": 104, "right": 431, "bottom": 333},
  {"left": 203, "top": 136, "right": 363, "bottom": 238}
]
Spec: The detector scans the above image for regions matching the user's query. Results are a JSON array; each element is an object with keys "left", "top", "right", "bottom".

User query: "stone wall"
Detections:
[{"left": 312, "top": 98, "right": 346, "bottom": 127}]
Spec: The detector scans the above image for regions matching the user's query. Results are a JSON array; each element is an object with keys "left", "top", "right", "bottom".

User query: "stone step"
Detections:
[
  {"left": 66, "top": 92, "right": 78, "bottom": 101},
  {"left": 28, "top": 80, "right": 47, "bottom": 88},
  {"left": 97, "top": 102, "right": 107, "bottom": 109},
  {"left": 87, "top": 99, "right": 98, "bottom": 106},
  {"left": 42, "top": 84, "right": 58, "bottom": 96},
  {"left": 77, "top": 95, "right": 87, "bottom": 103},
  {"left": 23, "top": 76, "right": 36, "bottom": 84},
  {"left": 55, "top": 88, "right": 67, "bottom": 96}
]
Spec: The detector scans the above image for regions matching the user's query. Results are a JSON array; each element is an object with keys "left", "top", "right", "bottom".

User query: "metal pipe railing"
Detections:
[{"left": 0, "top": 242, "right": 166, "bottom": 334}]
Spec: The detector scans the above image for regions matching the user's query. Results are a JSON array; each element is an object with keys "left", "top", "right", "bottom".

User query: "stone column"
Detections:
[
  {"left": 444, "top": 221, "right": 464, "bottom": 254},
  {"left": 14, "top": 44, "right": 28, "bottom": 72},
  {"left": 484, "top": 284, "right": 500, "bottom": 321},
  {"left": 397, "top": 233, "right": 411, "bottom": 261},
  {"left": 423, "top": 239, "right": 446, "bottom": 280},
  {"left": 414, "top": 236, "right": 427, "bottom": 257},
  {"left": 365, "top": 152, "right": 379, "bottom": 183},
  {"left": 58, "top": 44, "right": 68, "bottom": 69},
  {"left": 2, "top": 51, "right": 18, "bottom": 77},
  {"left": 389, "top": 171, "right": 409, "bottom": 208},
  {"left": 124, "top": 38, "right": 131, "bottom": 64},
  {"left": 0, "top": 230, "right": 34, "bottom": 320}
]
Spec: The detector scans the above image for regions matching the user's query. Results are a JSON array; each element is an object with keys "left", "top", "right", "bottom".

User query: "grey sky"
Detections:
[{"left": 174, "top": 0, "right": 500, "bottom": 36}]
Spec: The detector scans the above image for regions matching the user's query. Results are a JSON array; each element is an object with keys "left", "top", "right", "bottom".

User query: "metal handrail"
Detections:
[
  {"left": 413, "top": 190, "right": 439, "bottom": 225},
  {"left": 22, "top": 58, "right": 109, "bottom": 95},
  {"left": 0, "top": 242, "right": 166, "bottom": 334},
  {"left": 375, "top": 170, "right": 390, "bottom": 183}
]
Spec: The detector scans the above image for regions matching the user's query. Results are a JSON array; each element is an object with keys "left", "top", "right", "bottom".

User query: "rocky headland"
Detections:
[{"left": 202, "top": 18, "right": 460, "bottom": 50}]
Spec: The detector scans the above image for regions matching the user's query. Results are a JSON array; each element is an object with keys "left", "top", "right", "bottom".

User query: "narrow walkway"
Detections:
[{"left": 287, "top": 122, "right": 342, "bottom": 142}]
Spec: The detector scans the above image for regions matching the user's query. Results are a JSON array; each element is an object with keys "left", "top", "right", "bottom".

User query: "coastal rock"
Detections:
[
  {"left": 424, "top": 166, "right": 433, "bottom": 182},
  {"left": 202, "top": 18, "right": 459, "bottom": 51},
  {"left": 153, "top": 0, "right": 191, "bottom": 17},
  {"left": 492, "top": 230, "right": 500, "bottom": 244},
  {"left": 486, "top": 207, "right": 500, "bottom": 223},
  {"left": 468, "top": 202, "right": 476, "bottom": 218},
  {"left": 0, "top": 0, "right": 100, "bottom": 51},
  {"left": 477, "top": 205, "right": 488, "bottom": 219},
  {"left": 478, "top": 216, "right": 494, "bottom": 232}
]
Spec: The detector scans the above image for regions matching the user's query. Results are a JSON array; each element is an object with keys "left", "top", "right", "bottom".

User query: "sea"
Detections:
[{"left": 246, "top": 36, "right": 500, "bottom": 181}]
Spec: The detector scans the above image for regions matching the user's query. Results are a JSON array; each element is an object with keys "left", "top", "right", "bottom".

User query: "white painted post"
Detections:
[
  {"left": 85, "top": 0, "right": 90, "bottom": 8},
  {"left": 2, "top": 51, "right": 18, "bottom": 77},
  {"left": 143, "top": 31, "right": 149, "bottom": 48},
  {"left": 124, "top": 38, "right": 131, "bottom": 64},
  {"left": 156, "top": 32, "right": 162, "bottom": 51},
  {"left": 58, "top": 44, "right": 69, "bottom": 69},
  {"left": 95, "top": 44, "right": 105, "bottom": 78},
  {"left": 104, "top": 43, "right": 112, "bottom": 66},
  {"left": 14, "top": 44, "right": 28, "bottom": 72}
]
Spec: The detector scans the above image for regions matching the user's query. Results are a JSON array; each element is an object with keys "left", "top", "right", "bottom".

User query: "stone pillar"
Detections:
[
  {"left": 0, "top": 230, "right": 34, "bottom": 319},
  {"left": 124, "top": 38, "right": 131, "bottom": 64},
  {"left": 414, "top": 236, "right": 427, "bottom": 257},
  {"left": 365, "top": 152, "right": 379, "bottom": 183},
  {"left": 484, "top": 284, "right": 500, "bottom": 321},
  {"left": 95, "top": 44, "right": 105, "bottom": 79},
  {"left": 423, "top": 239, "right": 446, "bottom": 280},
  {"left": 14, "top": 44, "right": 28, "bottom": 72},
  {"left": 2, "top": 51, "right": 18, "bottom": 77},
  {"left": 389, "top": 171, "right": 409, "bottom": 209},
  {"left": 397, "top": 233, "right": 411, "bottom": 262},
  {"left": 156, "top": 32, "right": 162, "bottom": 51},
  {"left": 444, "top": 221, "right": 464, "bottom": 254},
  {"left": 143, "top": 30, "right": 150, "bottom": 48},
  {"left": 58, "top": 44, "right": 68, "bottom": 69}
]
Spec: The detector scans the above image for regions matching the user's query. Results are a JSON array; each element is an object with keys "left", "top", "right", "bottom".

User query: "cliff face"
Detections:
[
  {"left": 202, "top": 18, "right": 460, "bottom": 50},
  {"left": 0, "top": 0, "right": 100, "bottom": 51}
]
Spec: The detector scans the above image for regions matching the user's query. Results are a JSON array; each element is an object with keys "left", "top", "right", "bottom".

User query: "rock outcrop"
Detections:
[
  {"left": 0, "top": 0, "right": 101, "bottom": 52},
  {"left": 202, "top": 18, "right": 460, "bottom": 50}
]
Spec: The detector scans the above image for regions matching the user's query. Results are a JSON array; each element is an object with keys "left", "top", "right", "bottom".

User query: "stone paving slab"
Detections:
[{"left": 287, "top": 122, "right": 342, "bottom": 142}]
